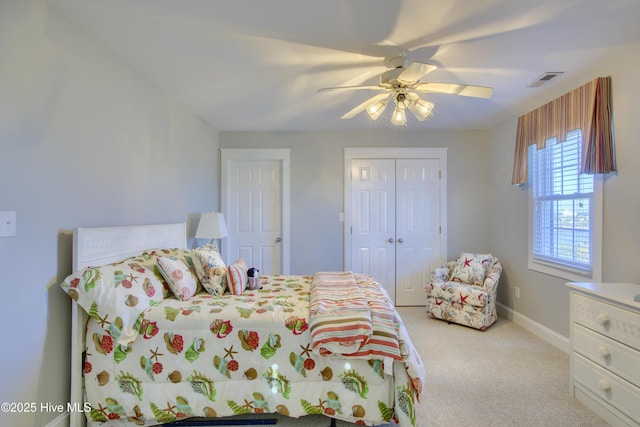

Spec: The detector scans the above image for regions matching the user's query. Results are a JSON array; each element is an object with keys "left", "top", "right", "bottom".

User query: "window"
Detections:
[{"left": 528, "top": 130, "right": 602, "bottom": 281}]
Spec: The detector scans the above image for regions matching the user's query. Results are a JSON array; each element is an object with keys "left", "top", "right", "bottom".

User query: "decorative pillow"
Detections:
[
  {"left": 157, "top": 256, "right": 198, "bottom": 301},
  {"left": 59, "top": 255, "right": 165, "bottom": 345},
  {"left": 143, "top": 248, "right": 202, "bottom": 295},
  {"left": 227, "top": 259, "right": 249, "bottom": 295},
  {"left": 192, "top": 244, "right": 228, "bottom": 296},
  {"left": 450, "top": 252, "right": 494, "bottom": 286}
]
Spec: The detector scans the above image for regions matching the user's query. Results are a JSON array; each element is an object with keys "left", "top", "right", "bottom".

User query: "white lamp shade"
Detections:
[{"left": 195, "top": 212, "right": 228, "bottom": 239}]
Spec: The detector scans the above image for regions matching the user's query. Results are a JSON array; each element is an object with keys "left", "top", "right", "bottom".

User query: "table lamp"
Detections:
[{"left": 195, "top": 211, "right": 228, "bottom": 251}]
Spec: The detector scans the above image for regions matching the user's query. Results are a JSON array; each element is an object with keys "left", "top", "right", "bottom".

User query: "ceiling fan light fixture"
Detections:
[
  {"left": 395, "top": 92, "right": 409, "bottom": 109},
  {"left": 319, "top": 54, "right": 493, "bottom": 126},
  {"left": 408, "top": 97, "right": 434, "bottom": 121},
  {"left": 366, "top": 100, "right": 387, "bottom": 120},
  {"left": 391, "top": 105, "right": 407, "bottom": 126}
]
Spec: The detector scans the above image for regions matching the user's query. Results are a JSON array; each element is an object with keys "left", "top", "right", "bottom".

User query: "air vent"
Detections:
[{"left": 528, "top": 72, "right": 563, "bottom": 88}]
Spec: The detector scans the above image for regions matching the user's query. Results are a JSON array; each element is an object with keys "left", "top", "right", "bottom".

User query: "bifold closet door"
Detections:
[
  {"left": 350, "top": 157, "right": 441, "bottom": 305},
  {"left": 350, "top": 158, "right": 397, "bottom": 299},
  {"left": 394, "top": 158, "right": 441, "bottom": 306}
]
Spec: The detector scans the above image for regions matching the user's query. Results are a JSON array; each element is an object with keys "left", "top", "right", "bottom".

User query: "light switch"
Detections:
[{"left": 0, "top": 211, "right": 16, "bottom": 237}]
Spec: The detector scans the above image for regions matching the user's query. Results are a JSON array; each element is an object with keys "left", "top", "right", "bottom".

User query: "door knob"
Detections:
[
  {"left": 275, "top": 237, "right": 282, "bottom": 243},
  {"left": 388, "top": 238, "right": 394, "bottom": 243},
  {"left": 397, "top": 238, "right": 404, "bottom": 243}
]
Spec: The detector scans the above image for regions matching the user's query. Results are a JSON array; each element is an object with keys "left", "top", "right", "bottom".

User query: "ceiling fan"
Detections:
[{"left": 318, "top": 54, "right": 493, "bottom": 125}]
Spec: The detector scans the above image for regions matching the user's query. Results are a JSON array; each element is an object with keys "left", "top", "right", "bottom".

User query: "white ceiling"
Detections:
[{"left": 49, "top": 0, "right": 640, "bottom": 131}]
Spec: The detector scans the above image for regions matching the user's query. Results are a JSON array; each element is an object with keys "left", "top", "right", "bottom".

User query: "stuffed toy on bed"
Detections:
[{"left": 247, "top": 267, "right": 261, "bottom": 290}]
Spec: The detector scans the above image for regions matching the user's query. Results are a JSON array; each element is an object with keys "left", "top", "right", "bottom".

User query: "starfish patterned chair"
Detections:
[{"left": 424, "top": 253, "right": 502, "bottom": 330}]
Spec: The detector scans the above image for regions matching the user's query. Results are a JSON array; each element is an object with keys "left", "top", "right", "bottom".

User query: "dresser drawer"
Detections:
[
  {"left": 573, "top": 353, "right": 640, "bottom": 422},
  {"left": 571, "top": 293, "right": 640, "bottom": 351},
  {"left": 573, "top": 323, "right": 640, "bottom": 388}
]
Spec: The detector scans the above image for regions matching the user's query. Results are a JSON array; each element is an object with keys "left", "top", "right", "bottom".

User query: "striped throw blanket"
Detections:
[{"left": 309, "top": 272, "right": 402, "bottom": 361}]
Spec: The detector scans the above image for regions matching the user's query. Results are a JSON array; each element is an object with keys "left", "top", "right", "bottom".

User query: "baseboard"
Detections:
[
  {"left": 497, "top": 302, "right": 570, "bottom": 354},
  {"left": 44, "top": 412, "right": 69, "bottom": 427}
]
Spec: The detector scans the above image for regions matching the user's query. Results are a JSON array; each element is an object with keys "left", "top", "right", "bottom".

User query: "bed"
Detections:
[{"left": 62, "top": 223, "right": 425, "bottom": 427}]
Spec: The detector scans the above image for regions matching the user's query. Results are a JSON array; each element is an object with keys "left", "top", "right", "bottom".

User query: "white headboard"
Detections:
[
  {"left": 69, "top": 222, "right": 186, "bottom": 427},
  {"left": 73, "top": 222, "right": 187, "bottom": 270}
]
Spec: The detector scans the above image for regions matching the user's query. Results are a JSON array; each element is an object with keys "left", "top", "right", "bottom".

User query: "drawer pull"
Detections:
[
  {"left": 596, "top": 313, "right": 610, "bottom": 326},
  {"left": 598, "top": 379, "right": 611, "bottom": 392},
  {"left": 597, "top": 346, "right": 611, "bottom": 358}
]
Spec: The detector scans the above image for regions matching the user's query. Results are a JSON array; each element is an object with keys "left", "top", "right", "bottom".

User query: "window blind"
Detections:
[{"left": 530, "top": 130, "right": 594, "bottom": 272}]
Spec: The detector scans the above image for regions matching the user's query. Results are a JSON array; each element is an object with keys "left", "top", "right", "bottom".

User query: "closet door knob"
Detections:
[
  {"left": 388, "top": 238, "right": 394, "bottom": 243},
  {"left": 397, "top": 238, "right": 404, "bottom": 243},
  {"left": 275, "top": 237, "right": 282, "bottom": 243}
]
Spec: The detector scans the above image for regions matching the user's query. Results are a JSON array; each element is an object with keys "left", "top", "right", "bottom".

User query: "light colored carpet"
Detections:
[
  {"left": 174, "top": 308, "right": 608, "bottom": 427},
  {"left": 401, "top": 308, "right": 608, "bottom": 427}
]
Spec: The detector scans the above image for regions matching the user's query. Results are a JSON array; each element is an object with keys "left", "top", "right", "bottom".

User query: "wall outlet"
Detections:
[
  {"left": 514, "top": 286, "right": 521, "bottom": 299},
  {"left": 0, "top": 211, "right": 16, "bottom": 237}
]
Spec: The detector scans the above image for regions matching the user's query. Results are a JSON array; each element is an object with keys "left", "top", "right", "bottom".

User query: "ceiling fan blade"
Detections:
[
  {"left": 318, "top": 85, "right": 384, "bottom": 92},
  {"left": 414, "top": 82, "right": 493, "bottom": 98},
  {"left": 341, "top": 93, "right": 391, "bottom": 119},
  {"left": 397, "top": 61, "right": 437, "bottom": 84}
]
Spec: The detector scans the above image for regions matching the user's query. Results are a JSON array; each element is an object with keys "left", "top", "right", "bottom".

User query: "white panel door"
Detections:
[
  {"left": 395, "top": 159, "right": 442, "bottom": 306},
  {"left": 226, "top": 159, "right": 282, "bottom": 274},
  {"left": 350, "top": 158, "right": 396, "bottom": 298},
  {"left": 346, "top": 148, "right": 445, "bottom": 306}
]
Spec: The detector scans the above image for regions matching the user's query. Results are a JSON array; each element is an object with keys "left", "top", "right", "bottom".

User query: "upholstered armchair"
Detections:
[{"left": 424, "top": 253, "right": 502, "bottom": 330}]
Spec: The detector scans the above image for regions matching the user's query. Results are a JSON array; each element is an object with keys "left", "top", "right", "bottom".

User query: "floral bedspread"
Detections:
[{"left": 83, "top": 275, "right": 423, "bottom": 426}]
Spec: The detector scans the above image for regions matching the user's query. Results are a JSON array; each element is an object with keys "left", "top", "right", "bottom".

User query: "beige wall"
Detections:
[{"left": 0, "top": 2, "right": 219, "bottom": 425}]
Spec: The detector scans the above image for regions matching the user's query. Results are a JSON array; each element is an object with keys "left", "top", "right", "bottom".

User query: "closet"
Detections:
[{"left": 344, "top": 148, "right": 447, "bottom": 306}]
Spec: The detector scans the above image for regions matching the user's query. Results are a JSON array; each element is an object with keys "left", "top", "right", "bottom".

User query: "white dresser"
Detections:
[{"left": 566, "top": 282, "right": 640, "bottom": 427}]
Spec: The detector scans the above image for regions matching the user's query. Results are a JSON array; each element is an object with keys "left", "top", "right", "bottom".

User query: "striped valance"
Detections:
[{"left": 511, "top": 76, "right": 616, "bottom": 185}]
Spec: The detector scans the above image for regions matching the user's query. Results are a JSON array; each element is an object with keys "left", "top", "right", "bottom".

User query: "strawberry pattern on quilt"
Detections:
[{"left": 83, "top": 275, "right": 424, "bottom": 426}]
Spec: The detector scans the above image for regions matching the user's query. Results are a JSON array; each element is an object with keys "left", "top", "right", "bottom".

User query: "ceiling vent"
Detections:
[{"left": 528, "top": 72, "right": 563, "bottom": 88}]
